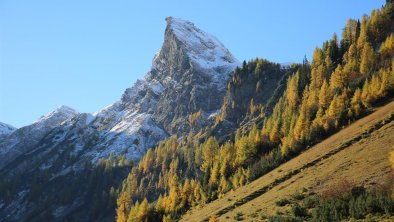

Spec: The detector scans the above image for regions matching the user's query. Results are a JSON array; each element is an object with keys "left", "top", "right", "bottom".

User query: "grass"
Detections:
[{"left": 180, "top": 101, "right": 394, "bottom": 222}]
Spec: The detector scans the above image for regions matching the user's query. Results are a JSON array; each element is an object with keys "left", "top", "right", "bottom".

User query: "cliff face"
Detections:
[{"left": 149, "top": 17, "right": 239, "bottom": 134}]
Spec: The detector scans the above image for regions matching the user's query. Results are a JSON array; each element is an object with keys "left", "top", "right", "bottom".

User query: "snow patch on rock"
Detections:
[
  {"left": 0, "top": 122, "right": 17, "bottom": 136},
  {"left": 166, "top": 17, "right": 239, "bottom": 88},
  {"left": 33, "top": 105, "right": 79, "bottom": 125}
]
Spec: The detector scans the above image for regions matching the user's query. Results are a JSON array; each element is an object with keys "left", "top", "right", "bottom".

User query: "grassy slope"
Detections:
[{"left": 181, "top": 100, "right": 394, "bottom": 222}]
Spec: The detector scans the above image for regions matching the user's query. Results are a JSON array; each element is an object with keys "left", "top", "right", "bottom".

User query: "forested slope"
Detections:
[
  {"left": 115, "top": 2, "right": 394, "bottom": 222},
  {"left": 181, "top": 100, "right": 394, "bottom": 222}
]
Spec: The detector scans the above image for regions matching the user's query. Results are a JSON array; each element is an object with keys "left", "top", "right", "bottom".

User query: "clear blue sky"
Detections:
[{"left": 0, "top": 0, "right": 386, "bottom": 128}]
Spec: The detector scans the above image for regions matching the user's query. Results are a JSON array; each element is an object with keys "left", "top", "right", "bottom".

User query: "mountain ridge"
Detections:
[{"left": 0, "top": 17, "right": 238, "bottom": 166}]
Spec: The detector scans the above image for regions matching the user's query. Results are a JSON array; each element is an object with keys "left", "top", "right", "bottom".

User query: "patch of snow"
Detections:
[
  {"left": 147, "top": 80, "right": 164, "bottom": 95},
  {"left": 0, "top": 122, "right": 17, "bottom": 136},
  {"left": 93, "top": 102, "right": 120, "bottom": 117},
  {"left": 208, "top": 109, "right": 220, "bottom": 119},
  {"left": 17, "top": 189, "right": 28, "bottom": 198},
  {"left": 89, "top": 112, "right": 168, "bottom": 162},
  {"left": 109, "top": 111, "right": 144, "bottom": 134},
  {"left": 166, "top": 17, "right": 239, "bottom": 87},
  {"left": 49, "top": 167, "right": 72, "bottom": 181},
  {"left": 33, "top": 105, "right": 79, "bottom": 125}
]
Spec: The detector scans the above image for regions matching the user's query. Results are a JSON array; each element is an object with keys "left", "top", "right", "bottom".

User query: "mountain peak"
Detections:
[
  {"left": 164, "top": 17, "right": 238, "bottom": 70},
  {"left": 34, "top": 105, "right": 79, "bottom": 125},
  {"left": 56, "top": 105, "right": 78, "bottom": 114},
  {"left": 0, "top": 122, "right": 17, "bottom": 136}
]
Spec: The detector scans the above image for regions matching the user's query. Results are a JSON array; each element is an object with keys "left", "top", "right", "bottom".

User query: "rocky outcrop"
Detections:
[{"left": 149, "top": 17, "right": 239, "bottom": 134}]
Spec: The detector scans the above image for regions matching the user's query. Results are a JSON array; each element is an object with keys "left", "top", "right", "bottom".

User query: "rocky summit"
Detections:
[{"left": 0, "top": 122, "right": 16, "bottom": 137}]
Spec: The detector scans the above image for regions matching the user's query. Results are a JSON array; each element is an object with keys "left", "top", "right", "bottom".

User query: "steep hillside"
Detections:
[
  {"left": 180, "top": 100, "right": 394, "bottom": 221},
  {"left": 115, "top": 2, "right": 394, "bottom": 222},
  {"left": 113, "top": 59, "right": 292, "bottom": 222},
  {"left": 210, "top": 59, "right": 295, "bottom": 139}
]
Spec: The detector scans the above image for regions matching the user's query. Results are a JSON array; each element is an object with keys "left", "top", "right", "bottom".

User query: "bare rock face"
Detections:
[
  {"left": 92, "top": 16, "right": 238, "bottom": 159},
  {"left": 89, "top": 17, "right": 239, "bottom": 160},
  {"left": 149, "top": 17, "right": 239, "bottom": 134}
]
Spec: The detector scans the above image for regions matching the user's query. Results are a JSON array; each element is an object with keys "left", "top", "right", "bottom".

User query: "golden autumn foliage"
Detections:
[{"left": 115, "top": 2, "right": 394, "bottom": 221}]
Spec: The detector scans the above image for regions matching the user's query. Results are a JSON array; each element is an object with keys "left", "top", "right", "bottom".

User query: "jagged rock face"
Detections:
[
  {"left": 148, "top": 17, "right": 239, "bottom": 134},
  {"left": 119, "top": 17, "right": 239, "bottom": 135},
  {"left": 85, "top": 17, "right": 239, "bottom": 159}
]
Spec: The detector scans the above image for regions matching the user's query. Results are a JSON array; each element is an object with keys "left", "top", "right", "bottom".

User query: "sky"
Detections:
[{"left": 0, "top": 0, "right": 386, "bottom": 128}]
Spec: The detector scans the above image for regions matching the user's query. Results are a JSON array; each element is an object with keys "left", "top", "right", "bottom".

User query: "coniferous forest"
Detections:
[{"left": 115, "top": 2, "right": 394, "bottom": 222}]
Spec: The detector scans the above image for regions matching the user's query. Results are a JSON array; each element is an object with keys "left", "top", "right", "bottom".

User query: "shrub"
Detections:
[
  {"left": 303, "top": 195, "right": 320, "bottom": 209},
  {"left": 234, "top": 212, "right": 244, "bottom": 221},
  {"left": 291, "top": 203, "right": 307, "bottom": 217},
  {"left": 291, "top": 191, "right": 305, "bottom": 200},
  {"left": 320, "top": 179, "right": 354, "bottom": 200},
  {"left": 311, "top": 189, "right": 394, "bottom": 222},
  {"left": 275, "top": 198, "right": 291, "bottom": 206},
  {"left": 351, "top": 186, "right": 366, "bottom": 197}
]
